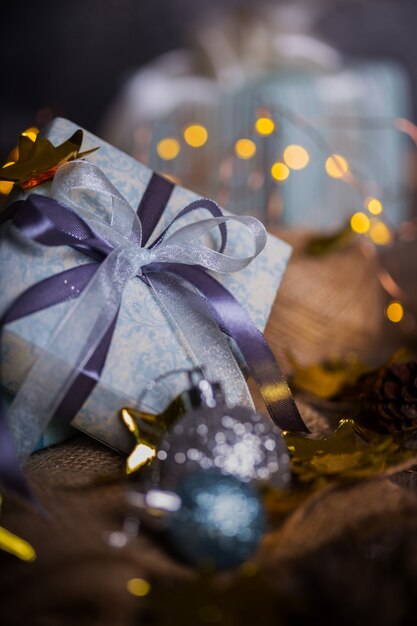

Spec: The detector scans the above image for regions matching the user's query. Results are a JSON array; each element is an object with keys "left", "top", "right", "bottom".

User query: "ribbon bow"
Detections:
[{"left": 1, "top": 160, "right": 307, "bottom": 501}]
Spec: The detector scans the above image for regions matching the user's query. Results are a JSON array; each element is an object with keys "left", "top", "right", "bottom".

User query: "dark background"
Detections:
[{"left": 1, "top": 0, "right": 417, "bottom": 158}]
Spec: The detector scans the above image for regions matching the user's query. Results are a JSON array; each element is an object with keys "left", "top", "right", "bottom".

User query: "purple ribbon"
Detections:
[{"left": 0, "top": 172, "right": 307, "bottom": 500}]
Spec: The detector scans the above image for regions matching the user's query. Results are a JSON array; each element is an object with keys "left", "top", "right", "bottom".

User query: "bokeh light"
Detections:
[
  {"left": 156, "top": 138, "right": 181, "bottom": 160},
  {"left": 235, "top": 138, "right": 256, "bottom": 159},
  {"left": 386, "top": 301, "right": 404, "bottom": 323},
  {"left": 283, "top": 145, "right": 310, "bottom": 170},
  {"left": 183, "top": 124, "right": 208, "bottom": 148},
  {"left": 271, "top": 162, "right": 290, "bottom": 181},
  {"left": 127, "top": 578, "right": 151, "bottom": 597},
  {"left": 255, "top": 117, "right": 275, "bottom": 136},
  {"left": 325, "top": 154, "right": 349, "bottom": 178},
  {"left": 365, "top": 197, "right": 383, "bottom": 215},
  {"left": 350, "top": 211, "right": 370, "bottom": 234},
  {"left": 369, "top": 219, "right": 392, "bottom": 245}
]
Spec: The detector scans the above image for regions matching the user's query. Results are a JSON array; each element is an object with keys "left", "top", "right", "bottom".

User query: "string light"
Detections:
[
  {"left": 368, "top": 219, "right": 392, "bottom": 245},
  {"left": 127, "top": 578, "right": 151, "bottom": 597},
  {"left": 141, "top": 107, "right": 415, "bottom": 331},
  {"left": 248, "top": 170, "right": 265, "bottom": 190},
  {"left": 325, "top": 154, "right": 349, "bottom": 179},
  {"left": 386, "top": 301, "right": 404, "bottom": 323},
  {"left": 156, "top": 138, "right": 181, "bottom": 160},
  {"left": 271, "top": 162, "right": 290, "bottom": 181},
  {"left": 365, "top": 197, "right": 383, "bottom": 215},
  {"left": 183, "top": 124, "right": 208, "bottom": 148},
  {"left": 350, "top": 212, "right": 370, "bottom": 234},
  {"left": 235, "top": 138, "right": 256, "bottom": 160},
  {"left": 255, "top": 117, "right": 275, "bottom": 136},
  {"left": 283, "top": 145, "right": 309, "bottom": 170}
]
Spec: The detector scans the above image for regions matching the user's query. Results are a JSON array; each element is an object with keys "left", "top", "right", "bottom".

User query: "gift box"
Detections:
[
  {"left": 0, "top": 118, "right": 292, "bottom": 456},
  {"left": 103, "top": 29, "right": 411, "bottom": 229}
]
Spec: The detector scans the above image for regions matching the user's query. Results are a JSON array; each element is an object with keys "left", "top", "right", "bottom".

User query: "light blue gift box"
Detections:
[
  {"left": 0, "top": 118, "right": 291, "bottom": 455},
  {"left": 218, "top": 62, "right": 410, "bottom": 228}
]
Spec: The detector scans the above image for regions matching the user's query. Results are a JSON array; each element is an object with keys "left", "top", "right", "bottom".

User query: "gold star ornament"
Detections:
[
  {"left": 120, "top": 393, "right": 185, "bottom": 474},
  {"left": 0, "top": 128, "right": 98, "bottom": 191}
]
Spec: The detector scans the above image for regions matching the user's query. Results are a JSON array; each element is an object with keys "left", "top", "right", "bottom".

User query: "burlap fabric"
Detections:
[
  {"left": 1, "top": 238, "right": 416, "bottom": 625},
  {"left": 266, "top": 229, "right": 404, "bottom": 369}
]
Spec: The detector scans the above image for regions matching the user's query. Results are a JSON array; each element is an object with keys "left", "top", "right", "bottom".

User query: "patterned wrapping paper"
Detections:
[{"left": 0, "top": 118, "right": 291, "bottom": 454}]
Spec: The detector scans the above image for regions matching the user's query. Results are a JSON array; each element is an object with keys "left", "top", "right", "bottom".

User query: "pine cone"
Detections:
[{"left": 357, "top": 360, "right": 417, "bottom": 434}]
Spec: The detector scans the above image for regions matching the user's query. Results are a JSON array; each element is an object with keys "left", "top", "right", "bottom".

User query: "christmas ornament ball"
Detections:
[
  {"left": 165, "top": 468, "right": 265, "bottom": 569},
  {"left": 152, "top": 402, "right": 291, "bottom": 491}
]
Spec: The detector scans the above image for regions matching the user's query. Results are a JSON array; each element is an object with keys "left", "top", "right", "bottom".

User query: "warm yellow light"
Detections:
[
  {"left": 271, "top": 162, "right": 290, "bottom": 181},
  {"left": 365, "top": 197, "right": 383, "bottom": 215},
  {"left": 127, "top": 578, "right": 151, "bottom": 597},
  {"left": 325, "top": 154, "right": 349, "bottom": 178},
  {"left": 156, "top": 138, "right": 181, "bottom": 160},
  {"left": 369, "top": 219, "right": 392, "bottom": 245},
  {"left": 235, "top": 138, "right": 256, "bottom": 160},
  {"left": 255, "top": 117, "right": 275, "bottom": 136},
  {"left": 22, "top": 127, "right": 39, "bottom": 142},
  {"left": 350, "top": 212, "right": 370, "bottom": 234},
  {"left": 283, "top": 145, "right": 309, "bottom": 170},
  {"left": 386, "top": 301, "right": 404, "bottom": 323},
  {"left": 183, "top": 124, "right": 208, "bottom": 148}
]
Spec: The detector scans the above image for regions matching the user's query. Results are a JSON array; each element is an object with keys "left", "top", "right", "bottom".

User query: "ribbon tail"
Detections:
[
  {"left": 4, "top": 246, "right": 136, "bottom": 461},
  {"left": 166, "top": 265, "right": 309, "bottom": 433}
]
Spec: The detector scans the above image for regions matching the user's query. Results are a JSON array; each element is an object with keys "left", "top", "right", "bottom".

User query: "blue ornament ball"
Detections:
[{"left": 165, "top": 468, "right": 266, "bottom": 570}]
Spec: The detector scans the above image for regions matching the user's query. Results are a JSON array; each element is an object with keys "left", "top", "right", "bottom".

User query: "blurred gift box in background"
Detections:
[{"left": 101, "top": 9, "right": 410, "bottom": 229}]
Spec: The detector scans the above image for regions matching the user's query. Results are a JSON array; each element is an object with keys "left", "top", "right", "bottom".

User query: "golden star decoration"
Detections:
[
  {"left": 283, "top": 418, "right": 417, "bottom": 485},
  {"left": 288, "top": 354, "right": 370, "bottom": 399},
  {"left": 120, "top": 394, "right": 185, "bottom": 474},
  {"left": 0, "top": 128, "right": 98, "bottom": 192}
]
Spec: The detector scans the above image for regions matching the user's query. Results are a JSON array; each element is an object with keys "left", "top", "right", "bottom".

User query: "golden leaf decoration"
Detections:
[
  {"left": 0, "top": 129, "right": 98, "bottom": 191},
  {"left": 288, "top": 354, "right": 370, "bottom": 399},
  {"left": 283, "top": 418, "right": 417, "bottom": 486}
]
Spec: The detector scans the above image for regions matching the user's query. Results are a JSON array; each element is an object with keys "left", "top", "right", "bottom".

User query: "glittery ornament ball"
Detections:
[
  {"left": 152, "top": 404, "right": 291, "bottom": 491},
  {"left": 166, "top": 468, "right": 265, "bottom": 569}
]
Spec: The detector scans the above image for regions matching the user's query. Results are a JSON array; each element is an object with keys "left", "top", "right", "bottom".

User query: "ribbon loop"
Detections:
[{"left": 52, "top": 160, "right": 143, "bottom": 249}]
